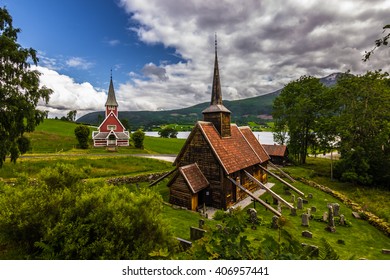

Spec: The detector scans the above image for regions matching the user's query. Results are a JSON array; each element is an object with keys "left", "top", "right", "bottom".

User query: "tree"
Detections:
[
  {"left": 120, "top": 118, "right": 130, "bottom": 130},
  {"left": 332, "top": 71, "right": 390, "bottom": 187},
  {"left": 0, "top": 7, "right": 52, "bottom": 167},
  {"left": 363, "top": 24, "right": 390, "bottom": 61},
  {"left": 74, "top": 125, "right": 90, "bottom": 149},
  {"left": 131, "top": 129, "right": 145, "bottom": 149},
  {"left": 272, "top": 76, "right": 329, "bottom": 164},
  {"left": 158, "top": 126, "right": 178, "bottom": 138},
  {"left": 66, "top": 110, "right": 77, "bottom": 122},
  {"left": 0, "top": 164, "right": 177, "bottom": 259}
]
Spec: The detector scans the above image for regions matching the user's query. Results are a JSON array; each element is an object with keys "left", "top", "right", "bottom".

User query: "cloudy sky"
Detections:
[{"left": 5, "top": 0, "right": 390, "bottom": 118}]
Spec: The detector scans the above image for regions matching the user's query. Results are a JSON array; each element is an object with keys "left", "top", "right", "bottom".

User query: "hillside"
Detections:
[{"left": 77, "top": 73, "right": 341, "bottom": 129}]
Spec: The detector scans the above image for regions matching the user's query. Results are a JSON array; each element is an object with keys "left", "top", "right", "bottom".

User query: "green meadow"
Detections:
[{"left": 1, "top": 118, "right": 389, "bottom": 259}]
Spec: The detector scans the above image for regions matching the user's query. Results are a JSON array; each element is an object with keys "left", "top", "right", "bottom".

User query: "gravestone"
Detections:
[
  {"left": 352, "top": 212, "right": 361, "bottom": 219},
  {"left": 307, "top": 208, "right": 311, "bottom": 217},
  {"left": 176, "top": 237, "right": 192, "bottom": 251},
  {"left": 339, "top": 214, "right": 345, "bottom": 226},
  {"left": 323, "top": 211, "right": 328, "bottom": 222},
  {"left": 302, "top": 230, "right": 313, "bottom": 238},
  {"left": 297, "top": 197, "right": 303, "bottom": 209},
  {"left": 333, "top": 203, "right": 340, "bottom": 216},
  {"left": 290, "top": 207, "right": 297, "bottom": 216},
  {"left": 190, "top": 226, "right": 207, "bottom": 241},
  {"left": 301, "top": 213, "right": 310, "bottom": 227},
  {"left": 277, "top": 203, "right": 282, "bottom": 214},
  {"left": 199, "top": 219, "right": 205, "bottom": 229},
  {"left": 382, "top": 249, "right": 390, "bottom": 254},
  {"left": 272, "top": 197, "right": 279, "bottom": 205},
  {"left": 325, "top": 205, "right": 336, "bottom": 232},
  {"left": 291, "top": 194, "right": 296, "bottom": 203},
  {"left": 311, "top": 206, "right": 317, "bottom": 213},
  {"left": 271, "top": 215, "right": 279, "bottom": 229},
  {"left": 308, "top": 193, "right": 313, "bottom": 199},
  {"left": 303, "top": 199, "right": 309, "bottom": 204},
  {"left": 247, "top": 208, "right": 258, "bottom": 229}
]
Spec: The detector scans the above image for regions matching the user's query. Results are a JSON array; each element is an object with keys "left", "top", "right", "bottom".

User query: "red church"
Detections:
[{"left": 92, "top": 76, "right": 129, "bottom": 147}]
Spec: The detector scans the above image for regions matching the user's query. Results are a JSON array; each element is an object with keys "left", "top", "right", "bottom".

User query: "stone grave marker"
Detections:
[
  {"left": 352, "top": 212, "right": 361, "bottom": 219},
  {"left": 190, "top": 226, "right": 207, "bottom": 241},
  {"left": 302, "top": 230, "right": 313, "bottom": 238},
  {"left": 308, "top": 193, "right": 313, "bottom": 199},
  {"left": 199, "top": 219, "right": 205, "bottom": 229},
  {"left": 339, "top": 214, "right": 345, "bottom": 226},
  {"left": 325, "top": 205, "right": 336, "bottom": 232},
  {"left": 290, "top": 208, "right": 297, "bottom": 216},
  {"left": 333, "top": 203, "right": 340, "bottom": 216},
  {"left": 271, "top": 215, "right": 279, "bottom": 229},
  {"left": 291, "top": 194, "right": 296, "bottom": 203},
  {"left": 311, "top": 206, "right": 317, "bottom": 213},
  {"left": 301, "top": 213, "right": 310, "bottom": 227},
  {"left": 323, "top": 211, "right": 328, "bottom": 222},
  {"left": 297, "top": 197, "right": 303, "bottom": 209}
]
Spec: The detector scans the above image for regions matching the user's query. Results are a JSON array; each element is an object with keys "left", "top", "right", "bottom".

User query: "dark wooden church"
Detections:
[{"left": 168, "top": 42, "right": 270, "bottom": 211}]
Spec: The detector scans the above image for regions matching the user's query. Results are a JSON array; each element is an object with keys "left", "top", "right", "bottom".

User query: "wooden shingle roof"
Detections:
[
  {"left": 175, "top": 122, "right": 269, "bottom": 174},
  {"left": 179, "top": 163, "right": 209, "bottom": 194},
  {"left": 262, "top": 144, "right": 288, "bottom": 157}
]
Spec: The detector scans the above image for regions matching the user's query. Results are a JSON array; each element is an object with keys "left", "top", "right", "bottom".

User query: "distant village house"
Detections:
[{"left": 262, "top": 144, "right": 289, "bottom": 166}]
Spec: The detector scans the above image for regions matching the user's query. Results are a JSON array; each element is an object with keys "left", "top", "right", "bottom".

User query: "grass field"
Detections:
[{"left": 3, "top": 118, "right": 389, "bottom": 259}]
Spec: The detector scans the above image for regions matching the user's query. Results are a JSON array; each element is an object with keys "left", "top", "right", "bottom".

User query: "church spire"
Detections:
[
  {"left": 211, "top": 33, "right": 222, "bottom": 105},
  {"left": 105, "top": 73, "right": 118, "bottom": 117},
  {"left": 202, "top": 34, "right": 231, "bottom": 137}
]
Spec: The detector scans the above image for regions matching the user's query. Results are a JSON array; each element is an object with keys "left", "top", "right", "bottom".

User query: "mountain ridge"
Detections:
[{"left": 77, "top": 73, "right": 342, "bottom": 129}]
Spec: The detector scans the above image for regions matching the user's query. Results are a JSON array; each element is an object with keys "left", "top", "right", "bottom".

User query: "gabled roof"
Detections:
[
  {"left": 178, "top": 163, "right": 209, "bottom": 194},
  {"left": 105, "top": 78, "right": 118, "bottom": 107},
  {"left": 175, "top": 121, "right": 269, "bottom": 174},
  {"left": 97, "top": 111, "right": 126, "bottom": 131},
  {"left": 262, "top": 144, "right": 288, "bottom": 157},
  {"left": 92, "top": 131, "right": 129, "bottom": 140}
]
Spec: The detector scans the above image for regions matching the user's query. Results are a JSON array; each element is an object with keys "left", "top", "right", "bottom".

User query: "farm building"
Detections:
[
  {"left": 262, "top": 144, "right": 289, "bottom": 166},
  {"left": 92, "top": 76, "right": 129, "bottom": 148},
  {"left": 168, "top": 42, "right": 271, "bottom": 211}
]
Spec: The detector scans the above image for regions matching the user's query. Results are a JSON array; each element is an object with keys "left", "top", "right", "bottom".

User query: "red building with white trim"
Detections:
[{"left": 92, "top": 77, "right": 129, "bottom": 147}]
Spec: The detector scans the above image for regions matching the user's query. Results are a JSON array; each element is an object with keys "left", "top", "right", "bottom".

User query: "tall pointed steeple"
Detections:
[
  {"left": 105, "top": 72, "right": 118, "bottom": 117},
  {"left": 202, "top": 34, "right": 231, "bottom": 137}
]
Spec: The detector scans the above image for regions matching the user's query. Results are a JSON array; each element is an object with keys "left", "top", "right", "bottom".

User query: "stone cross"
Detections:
[{"left": 297, "top": 197, "right": 303, "bottom": 210}]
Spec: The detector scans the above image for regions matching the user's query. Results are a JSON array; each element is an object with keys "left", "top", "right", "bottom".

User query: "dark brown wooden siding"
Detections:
[
  {"left": 179, "top": 128, "right": 223, "bottom": 208},
  {"left": 169, "top": 174, "right": 192, "bottom": 209}
]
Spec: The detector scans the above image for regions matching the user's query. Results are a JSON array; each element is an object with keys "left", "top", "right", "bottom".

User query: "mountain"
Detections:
[{"left": 77, "top": 73, "right": 342, "bottom": 129}]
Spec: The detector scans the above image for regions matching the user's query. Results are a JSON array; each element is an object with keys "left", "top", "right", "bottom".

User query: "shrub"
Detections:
[
  {"left": 74, "top": 125, "right": 90, "bottom": 149},
  {"left": 131, "top": 129, "right": 145, "bottom": 149}
]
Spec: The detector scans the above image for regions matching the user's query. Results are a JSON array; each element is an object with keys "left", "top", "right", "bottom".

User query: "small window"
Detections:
[{"left": 107, "top": 125, "right": 116, "bottom": 130}]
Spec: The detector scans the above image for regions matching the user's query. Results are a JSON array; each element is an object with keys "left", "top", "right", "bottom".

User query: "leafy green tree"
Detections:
[
  {"left": 0, "top": 7, "right": 52, "bottom": 167},
  {"left": 66, "top": 110, "right": 77, "bottom": 122},
  {"left": 158, "top": 126, "right": 178, "bottom": 138},
  {"left": 332, "top": 71, "right": 390, "bottom": 187},
  {"left": 131, "top": 129, "right": 145, "bottom": 149},
  {"left": 0, "top": 164, "right": 177, "bottom": 259},
  {"left": 272, "top": 76, "right": 329, "bottom": 164},
  {"left": 120, "top": 118, "right": 130, "bottom": 130},
  {"left": 74, "top": 125, "right": 90, "bottom": 149}
]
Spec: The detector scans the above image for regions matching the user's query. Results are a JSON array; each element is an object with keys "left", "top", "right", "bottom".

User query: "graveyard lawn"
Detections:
[{"left": 150, "top": 178, "right": 390, "bottom": 260}]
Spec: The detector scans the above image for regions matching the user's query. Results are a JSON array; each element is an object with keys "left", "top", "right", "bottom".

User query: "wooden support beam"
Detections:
[
  {"left": 227, "top": 177, "right": 281, "bottom": 217},
  {"left": 258, "top": 165, "right": 305, "bottom": 197},
  {"left": 244, "top": 171, "right": 295, "bottom": 210},
  {"left": 268, "top": 161, "right": 296, "bottom": 183},
  {"left": 148, "top": 168, "right": 177, "bottom": 187}
]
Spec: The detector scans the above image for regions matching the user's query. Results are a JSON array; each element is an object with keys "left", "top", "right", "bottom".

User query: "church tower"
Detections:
[
  {"left": 105, "top": 74, "right": 118, "bottom": 117},
  {"left": 202, "top": 35, "right": 231, "bottom": 137}
]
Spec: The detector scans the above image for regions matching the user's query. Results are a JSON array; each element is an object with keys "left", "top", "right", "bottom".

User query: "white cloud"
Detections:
[
  {"left": 114, "top": 0, "right": 390, "bottom": 111},
  {"left": 34, "top": 66, "right": 107, "bottom": 118},
  {"left": 65, "top": 57, "right": 94, "bottom": 70}
]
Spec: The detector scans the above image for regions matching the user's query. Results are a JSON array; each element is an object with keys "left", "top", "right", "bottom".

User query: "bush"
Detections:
[
  {"left": 0, "top": 164, "right": 176, "bottom": 259},
  {"left": 131, "top": 129, "right": 145, "bottom": 149},
  {"left": 74, "top": 125, "right": 90, "bottom": 149}
]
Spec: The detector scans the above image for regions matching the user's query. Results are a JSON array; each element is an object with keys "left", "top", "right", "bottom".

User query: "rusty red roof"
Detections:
[
  {"left": 194, "top": 122, "right": 269, "bottom": 174},
  {"left": 179, "top": 163, "right": 209, "bottom": 194},
  {"left": 262, "top": 144, "right": 288, "bottom": 157}
]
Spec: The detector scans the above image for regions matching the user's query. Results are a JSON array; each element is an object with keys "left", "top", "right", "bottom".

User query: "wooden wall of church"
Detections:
[{"left": 169, "top": 174, "right": 192, "bottom": 210}]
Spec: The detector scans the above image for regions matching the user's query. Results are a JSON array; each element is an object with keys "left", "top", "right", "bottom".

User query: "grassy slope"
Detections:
[{"left": 7, "top": 119, "right": 390, "bottom": 259}]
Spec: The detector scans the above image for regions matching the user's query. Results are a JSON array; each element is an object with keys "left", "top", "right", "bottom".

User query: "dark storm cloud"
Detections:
[{"left": 142, "top": 63, "right": 169, "bottom": 81}]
